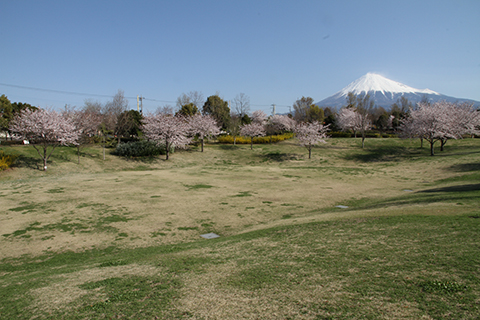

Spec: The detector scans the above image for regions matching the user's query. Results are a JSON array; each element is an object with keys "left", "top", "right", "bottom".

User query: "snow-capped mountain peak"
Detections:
[
  {"left": 339, "top": 73, "right": 439, "bottom": 96},
  {"left": 316, "top": 73, "right": 480, "bottom": 109}
]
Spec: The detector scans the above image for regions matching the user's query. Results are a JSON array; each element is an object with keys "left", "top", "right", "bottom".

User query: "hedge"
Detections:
[
  {"left": 112, "top": 140, "right": 167, "bottom": 158},
  {"left": 218, "top": 133, "right": 294, "bottom": 144}
]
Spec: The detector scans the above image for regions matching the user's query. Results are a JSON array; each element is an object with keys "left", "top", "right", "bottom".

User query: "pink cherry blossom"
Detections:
[
  {"left": 10, "top": 108, "right": 79, "bottom": 170},
  {"left": 266, "top": 114, "right": 296, "bottom": 135},
  {"left": 142, "top": 114, "right": 192, "bottom": 160},
  {"left": 400, "top": 101, "right": 479, "bottom": 155},
  {"left": 240, "top": 122, "right": 266, "bottom": 150},
  {"left": 294, "top": 121, "right": 329, "bottom": 159},
  {"left": 188, "top": 114, "right": 221, "bottom": 152}
]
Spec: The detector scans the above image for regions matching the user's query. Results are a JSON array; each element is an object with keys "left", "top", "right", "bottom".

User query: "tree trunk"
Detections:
[
  {"left": 430, "top": 141, "right": 435, "bottom": 156},
  {"left": 440, "top": 138, "right": 446, "bottom": 151},
  {"left": 103, "top": 135, "right": 106, "bottom": 161},
  {"left": 250, "top": 137, "right": 253, "bottom": 150},
  {"left": 43, "top": 145, "right": 48, "bottom": 170},
  {"left": 201, "top": 138, "right": 204, "bottom": 152},
  {"left": 165, "top": 141, "right": 170, "bottom": 160},
  {"left": 361, "top": 132, "right": 366, "bottom": 148},
  {"left": 308, "top": 147, "right": 312, "bottom": 159}
]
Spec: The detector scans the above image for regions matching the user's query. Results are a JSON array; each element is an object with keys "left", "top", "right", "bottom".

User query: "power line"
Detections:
[
  {"left": 0, "top": 82, "right": 122, "bottom": 99},
  {"left": 0, "top": 82, "right": 176, "bottom": 104},
  {"left": 0, "top": 82, "right": 289, "bottom": 108}
]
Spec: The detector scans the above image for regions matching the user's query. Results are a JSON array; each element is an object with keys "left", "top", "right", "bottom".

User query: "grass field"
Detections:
[{"left": 1, "top": 137, "right": 479, "bottom": 319}]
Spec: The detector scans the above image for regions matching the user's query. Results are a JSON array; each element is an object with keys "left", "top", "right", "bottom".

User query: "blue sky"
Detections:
[{"left": 1, "top": 0, "right": 479, "bottom": 114}]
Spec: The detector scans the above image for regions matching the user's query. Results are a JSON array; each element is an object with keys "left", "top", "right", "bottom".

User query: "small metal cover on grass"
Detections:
[
  {"left": 335, "top": 205, "right": 349, "bottom": 209},
  {"left": 403, "top": 189, "right": 414, "bottom": 192},
  {"left": 200, "top": 233, "right": 220, "bottom": 239}
]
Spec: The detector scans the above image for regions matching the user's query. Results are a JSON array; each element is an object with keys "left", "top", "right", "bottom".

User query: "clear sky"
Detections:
[{"left": 1, "top": 0, "right": 479, "bottom": 114}]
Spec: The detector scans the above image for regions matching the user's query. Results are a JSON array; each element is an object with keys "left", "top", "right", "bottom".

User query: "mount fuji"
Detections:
[{"left": 316, "top": 73, "right": 480, "bottom": 109}]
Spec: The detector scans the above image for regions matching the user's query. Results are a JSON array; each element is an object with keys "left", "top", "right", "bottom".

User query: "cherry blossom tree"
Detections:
[
  {"left": 240, "top": 122, "right": 266, "bottom": 150},
  {"left": 337, "top": 101, "right": 372, "bottom": 148},
  {"left": 142, "top": 114, "right": 192, "bottom": 160},
  {"left": 188, "top": 114, "right": 221, "bottom": 152},
  {"left": 399, "top": 101, "right": 477, "bottom": 156},
  {"left": 63, "top": 106, "right": 103, "bottom": 164},
  {"left": 10, "top": 108, "right": 79, "bottom": 170},
  {"left": 294, "top": 121, "right": 329, "bottom": 159},
  {"left": 450, "top": 102, "right": 480, "bottom": 139},
  {"left": 251, "top": 110, "right": 268, "bottom": 124},
  {"left": 266, "top": 114, "right": 296, "bottom": 135},
  {"left": 337, "top": 107, "right": 359, "bottom": 136}
]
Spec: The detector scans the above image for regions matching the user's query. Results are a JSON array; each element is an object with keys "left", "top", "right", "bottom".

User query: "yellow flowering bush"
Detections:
[
  {"left": 0, "top": 150, "right": 19, "bottom": 171},
  {"left": 218, "top": 133, "right": 294, "bottom": 144}
]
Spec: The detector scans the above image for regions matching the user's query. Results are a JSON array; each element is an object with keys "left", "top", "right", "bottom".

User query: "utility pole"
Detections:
[{"left": 137, "top": 96, "right": 145, "bottom": 114}]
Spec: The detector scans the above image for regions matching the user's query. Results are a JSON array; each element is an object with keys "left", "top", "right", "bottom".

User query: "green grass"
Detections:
[
  {"left": 0, "top": 213, "right": 478, "bottom": 319},
  {"left": 0, "top": 138, "right": 479, "bottom": 319},
  {"left": 184, "top": 183, "right": 214, "bottom": 190}
]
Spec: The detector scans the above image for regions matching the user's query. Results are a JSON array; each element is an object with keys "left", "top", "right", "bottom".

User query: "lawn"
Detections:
[{"left": 0, "top": 137, "right": 479, "bottom": 319}]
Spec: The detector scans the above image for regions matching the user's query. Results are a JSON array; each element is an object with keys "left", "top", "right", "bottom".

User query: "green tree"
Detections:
[
  {"left": 0, "top": 95, "right": 13, "bottom": 138},
  {"left": 241, "top": 114, "right": 252, "bottom": 125},
  {"left": 390, "top": 97, "right": 412, "bottom": 130},
  {"left": 202, "top": 95, "right": 230, "bottom": 130},
  {"left": 293, "top": 96, "right": 314, "bottom": 122},
  {"left": 176, "top": 103, "right": 199, "bottom": 117},
  {"left": 116, "top": 110, "right": 143, "bottom": 140},
  {"left": 306, "top": 105, "right": 325, "bottom": 123},
  {"left": 0, "top": 95, "right": 37, "bottom": 140},
  {"left": 375, "top": 112, "right": 391, "bottom": 133},
  {"left": 323, "top": 107, "right": 339, "bottom": 131},
  {"left": 346, "top": 92, "right": 357, "bottom": 108}
]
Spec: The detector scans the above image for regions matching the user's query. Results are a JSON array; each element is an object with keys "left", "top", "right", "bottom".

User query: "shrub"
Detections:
[
  {"left": 0, "top": 150, "right": 19, "bottom": 171},
  {"left": 112, "top": 140, "right": 166, "bottom": 158},
  {"left": 218, "top": 133, "right": 294, "bottom": 144},
  {"left": 0, "top": 140, "right": 24, "bottom": 146},
  {"left": 330, "top": 131, "right": 352, "bottom": 138},
  {"left": 364, "top": 132, "right": 380, "bottom": 138}
]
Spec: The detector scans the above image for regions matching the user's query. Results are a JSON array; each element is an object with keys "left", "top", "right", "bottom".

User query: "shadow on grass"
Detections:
[
  {"left": 332, "top": 183, "right": 480, "bottom": 213},
  {"left": 123, "top": 156, "right": 165, "bottom": 164},
  {"left": 448, "top": 162, "right": 480, "bottom": 172},
  {"left": 343, "top": 146, "right": 423, "bottom": 162},
  {"left": 258, "top": 151, "right": 299, "bottom": 162},
  {"left": 15, "top": 155, "right": 41, "bottom": 170},
  {"left": 418, "top": 183, "right": 480, "bottom": 193},
  {"left": 217, "top": 144, "right": 242, "bottom": 150}
]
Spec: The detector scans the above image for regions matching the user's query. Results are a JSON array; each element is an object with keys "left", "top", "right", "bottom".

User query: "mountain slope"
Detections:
[{"left": 316, "top": 73, "right": 480, "bottom": 108}]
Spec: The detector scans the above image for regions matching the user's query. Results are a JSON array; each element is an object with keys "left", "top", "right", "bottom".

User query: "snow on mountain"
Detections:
[
  {"left": 339, "top": 73, "right": 439, "bottom": 96},
  {"left": 316, "top": 73, "right": 480, "bottom": 109}
]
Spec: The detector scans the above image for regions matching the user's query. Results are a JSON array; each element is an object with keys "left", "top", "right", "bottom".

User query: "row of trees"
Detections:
[
  {"left": 7, "top": 98, "right": 330, "bottom": 168},
  {"left": 4, "top": 89, "right": 479, "bottom": 170},
  {"left": 292, "top": 94, "right": 416, "bottom": 134},
  {"left": 332, "top": 93, "right": 480, "bottom": 154},
  {"left": 399, "top": 101, "right": 480, "bottom": 155}
]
